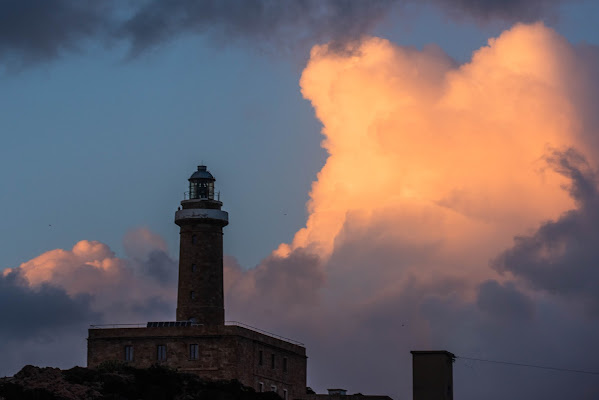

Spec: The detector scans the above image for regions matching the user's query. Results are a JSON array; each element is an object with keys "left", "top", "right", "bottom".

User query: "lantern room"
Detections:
[{"left": 189, "top": 165, "right": 215, "bottom": 200}]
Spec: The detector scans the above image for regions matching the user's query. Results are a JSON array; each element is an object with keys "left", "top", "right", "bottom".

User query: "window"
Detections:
[
  {"left": 190, "top": 291, "right": 196, "bottom": 299},
  {"left": 124, "top": 346, "right": 133, "bottom": 362},
  {"left": 157, "top": 345, "right": 166, "bottom": 361},
  {"left": 283, "top": 389, "right": 288, "bottom": 400},
  {"left": 271, "top": 354, "right": 275, "bottom": 369},
  {"left": 283, "top": 357, "right": 288, "bottom": 373},
  {"left": 189, "top": 344, "right": 199, "bottom": 360},
  {"left": 258, "top": 382, "right": 264, "bottom": 392},
  {"left": 192, "top": 234, "right": 196, "bottom": 244},
  {"left": 271, "top": 385, "right": 277, "bottom": 393},
  {"left": 192, "top": 263, "right": 197, "bottom": 272},
  {"left": 258, "top": 350, "right": 263, "bottom": 366}
]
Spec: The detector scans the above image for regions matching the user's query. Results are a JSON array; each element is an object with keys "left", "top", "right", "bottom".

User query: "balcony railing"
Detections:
[
  {"left": 89, "top": 323, "right": 147, "bottom": 329},
  {"left": 183, "top": 191, "right": 221, "bottom": 201},
  {"left": 90, "top": 321, "right": 203, "bottom": 329}
]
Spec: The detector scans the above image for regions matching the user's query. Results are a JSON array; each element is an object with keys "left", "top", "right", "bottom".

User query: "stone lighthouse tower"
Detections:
[
  {"left": 88, "top": 165, "right": 307, "bottom": 398},
  {"left": 175, "top": 165, "right": 229, "bottom": 325}
]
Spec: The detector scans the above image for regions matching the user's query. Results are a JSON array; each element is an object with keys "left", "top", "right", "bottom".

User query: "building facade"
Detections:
[
  {"left": 88, "top": 165, "right": 307, "bottom": 400},
  {"left": 88, "top": 324, "right": 306, "bottom": 399}
]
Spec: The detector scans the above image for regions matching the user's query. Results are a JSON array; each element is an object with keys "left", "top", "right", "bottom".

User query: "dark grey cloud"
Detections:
[
  {"left": 138, "top": 250, "right": 178, "bottom": 285},
  {"left": 432, "top": 0, "right": 575, "bottom": 22},
  {"left": 0, "top": 0, "right": 583, "bottom": 67},
  {"left": 252, "top": 249, "right": 324, "bottom": 305},
  {"left": 0, "top": 270, "right": 99, "bottom": 340},
  {"left": 225, "top": 248, "right": 324, "bottom": 329},
  {"left": 0, "top": 271, "right": 95, "bottom": 376},
  {"left": 476, "top": 280, "right": 534, "bottom": 321},
  {"left": 493, "top": 148, "right": 599, "bottom": 313},
  {"left": 118, "top": 0, "right": 584, "bottom": 56},
  {"left": 0, "top": 269, "right": 98, "bottom": 376},
  {"left": 0, "top": 0, "right": 116, "bottom": 67},
  {"left": 117, "top": 0, "right": 393, "bottom": 57}
]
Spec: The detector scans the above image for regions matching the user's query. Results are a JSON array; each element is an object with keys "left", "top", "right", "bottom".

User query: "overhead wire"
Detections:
[{"left": 456, "top": 356, "right": 599, "bottom": 376}]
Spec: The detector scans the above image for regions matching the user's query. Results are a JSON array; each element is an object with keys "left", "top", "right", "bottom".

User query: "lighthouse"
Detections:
[
  {"left": 174, "top": 165, "right": 229, "bottom": 325},
  {"left": 88, "top": 165, "right": 307, "bottom": 399}
]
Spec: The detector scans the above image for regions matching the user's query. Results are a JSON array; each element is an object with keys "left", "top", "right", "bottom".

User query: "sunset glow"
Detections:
[{"left": 3, "top": 4, "right": 599, "bottom": 397}]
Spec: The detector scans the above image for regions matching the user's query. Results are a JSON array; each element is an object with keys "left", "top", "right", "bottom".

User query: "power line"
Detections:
[{"left": 456, "top": 356, "right": 599, "bottom": 376}]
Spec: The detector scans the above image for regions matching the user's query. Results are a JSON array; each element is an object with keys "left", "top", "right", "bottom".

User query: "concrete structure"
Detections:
[
  {"left": 411, "top": 351, "right": 455, "bottom": 400},
  {"left": 88, "top": 165, "right": 307, "bottom": 400}
]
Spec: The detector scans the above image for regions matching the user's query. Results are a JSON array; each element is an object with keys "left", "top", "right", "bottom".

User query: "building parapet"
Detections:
[
  {"left": 88, "top": 322, "right": 306, "bottom": 356},
  {"left": 89, "top": 323, "right": 147, "bottom": 329},
  {"left": 225, "top": 321, "right": 304, "bottom": 346}
]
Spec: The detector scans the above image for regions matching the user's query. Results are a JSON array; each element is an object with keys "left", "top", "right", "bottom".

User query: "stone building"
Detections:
[{"left": 88, "top": 165, "right": 307, "bottom": 400}]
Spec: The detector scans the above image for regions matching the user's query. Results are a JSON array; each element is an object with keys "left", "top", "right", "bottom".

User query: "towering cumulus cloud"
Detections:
[
  {"left": 275, "top": 22, "right": 586, "bottom": 288},
  {"left": 225, "top": 23, "right": 599, "bottom": 399}
]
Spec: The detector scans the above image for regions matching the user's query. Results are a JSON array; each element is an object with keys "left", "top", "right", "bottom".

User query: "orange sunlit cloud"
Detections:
[
  {"left": 4, "top": 228, "right": 176, "bottom": 322},
  {"left": 272, "top": 23, "right": 586, "bottom": 296}
]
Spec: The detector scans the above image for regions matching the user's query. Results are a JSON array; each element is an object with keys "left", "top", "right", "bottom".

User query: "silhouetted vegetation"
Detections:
[{"left": 0, "top": 365, "right": 282, "bottom": 400}]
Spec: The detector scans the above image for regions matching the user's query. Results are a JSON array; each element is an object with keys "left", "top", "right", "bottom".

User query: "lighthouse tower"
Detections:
[
  {"left": 88, "top": 164, "right": 307, "bottom": 398},
  {"left": 175, "top": 165, "right": 229, "bottom": 325}
]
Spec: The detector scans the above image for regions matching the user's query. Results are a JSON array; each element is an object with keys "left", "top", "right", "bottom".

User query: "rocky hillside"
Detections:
[{"left": 0, "top": 364, "right": 283, "bottom": 400}]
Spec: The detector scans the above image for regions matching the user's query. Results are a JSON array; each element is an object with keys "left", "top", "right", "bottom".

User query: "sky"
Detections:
[{"left": 1, "top": 1, "right": 599, "bottom": 399}]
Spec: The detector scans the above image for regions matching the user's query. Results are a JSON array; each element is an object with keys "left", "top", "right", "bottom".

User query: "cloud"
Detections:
[
  {"left": 226, "top": 249, "right": 324, "bottom": 329},
  {"left": 222, "top": 23, "right": 599, "bottom": 399},
  {"left": 0, "top": 228, "right": 177, "bottom": 376},
  {"left": 0, "top": 0, "right": 393, "bottom": 66},
  {"left": 118, "top": 0, "right": 393, "bottom": 57},
  {"left": 124, "top": 228, "right": 177, "bottom": 285},
  {"left": 0, "top": 270, "right": 98, "bottom": 341},
  {"left": 493, "top": 149, "right": 599, "bottom": 313},
  {"left": 4, "top": 230, "right": 177, "bottom": 320},
  {"left": 430, "top": 0, "right": 578, "bottom": 22},
  {"left": 0, "top": 0, "right": 116, "bottom": 68},
  {"left": 279, "top": 22, "right": 584, "bottom": 264},
  {"left": 5, "top": 228, "right": 177, "bottom": 312},
  {"left": 476, "top": 280, "right": 534, "bottom": 321},
  {"left": 117, "top": 0, "right": 587, "bottom": 57},
  {"left": 123, "top": 227, "right": 169, "bottom": 260},
  {"left": 0, "top": 0, "right": 585, "bottom": 67},
  {"left": 0, "top": 269, "right": 99, "bottom": 377}
]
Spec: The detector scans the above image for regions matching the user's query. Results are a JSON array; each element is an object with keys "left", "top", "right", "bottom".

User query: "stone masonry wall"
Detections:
[
  {"left": 88, "top": 325, "right": 307, "bottom": 400},
  {"left": 176, "top": 223, "right": 224, "bottom": 325}
]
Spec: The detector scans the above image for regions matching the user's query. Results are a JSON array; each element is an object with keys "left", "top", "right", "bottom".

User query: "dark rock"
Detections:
[{"left": 0, "top": 365, "right": 282, "bottom": 400}]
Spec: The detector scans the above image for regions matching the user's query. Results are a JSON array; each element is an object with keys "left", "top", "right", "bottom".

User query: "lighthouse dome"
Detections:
[{"left": 189, "top": 165, "right": 215, "bottom": 181}]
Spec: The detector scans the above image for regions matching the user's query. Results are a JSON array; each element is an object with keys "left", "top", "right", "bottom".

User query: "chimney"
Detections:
[{"left": 411, "top": 350, "right": 455, "bottom": 400}]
